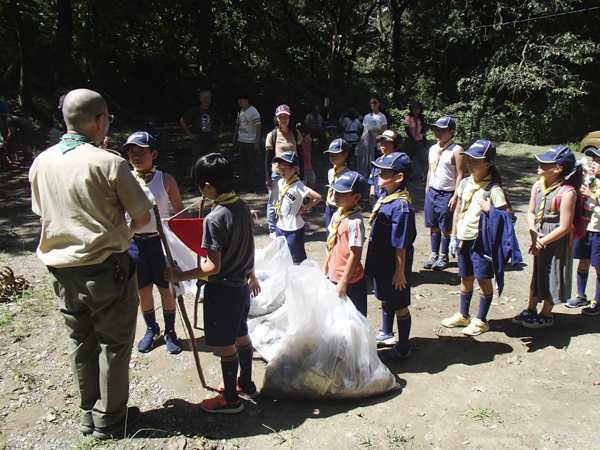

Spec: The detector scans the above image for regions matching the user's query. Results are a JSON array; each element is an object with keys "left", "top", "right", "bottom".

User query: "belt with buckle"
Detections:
[{"left": 133, "top": 232, "right": 160, "bottom": 240}]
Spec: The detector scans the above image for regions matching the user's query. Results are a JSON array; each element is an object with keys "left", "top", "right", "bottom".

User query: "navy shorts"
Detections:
[
  {"left": 332, "top": 276, "right": 367, "bottom": 317},
  {"left": 424, "top": 187, "right": 454, "bottom": 232},
  {"left": 573, "top": 231, "right": 600, "bottom": 267},
  {"left": 325, "top": 204, "right": 337, "bottom": 233},
  {"left": 457, "top": 240, "right": 494, "bottom": 280},
  {"left": 128, "top": 236, "right": 169, "bottom": 289},
  {"left": 373, "top": 276, "right": 411, "bottom": 311},
  {"left": 276, "top": 225, "right": 307, "bottom": 263},
  {"left": 203, "top": 283, "right": 250, "bottom": 347}
]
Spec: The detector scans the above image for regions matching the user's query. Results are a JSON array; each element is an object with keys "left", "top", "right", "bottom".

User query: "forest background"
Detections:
[{"left": 1, "top": 0, "right": 599, "bottom": 145}]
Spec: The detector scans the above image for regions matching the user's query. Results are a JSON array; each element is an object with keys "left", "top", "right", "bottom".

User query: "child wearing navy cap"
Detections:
[
  {"left": 368, "top": 129, "right": 403, "bottom": 206},
  {"left": 441, "top": 140, "right": 509, "bottom": 336},
  {"left": 569, "top": 148, "right": 600, "bottom": 316},
  {"left": 324, "top": 139, "right": 351, "bottom": 233},
  {"left": 424, "top": 116, "right": 466, "bottom": 271},
  {"left": 273, "top": 151, "right": 322, "bottom": 264},
  {"left": 164, "top": 153, "right": 260, "bottom": 413},
  {"left": 365, "top": 152, "right": 416, "bottom": 360},
  {"left": 513, "top": 146, "right": 582, "bottom": 328},
  {"left": 123, "top": 131, "right": 192, "bottom": 354},
  {"left": 323, "top": 171, "right": 368, "bottom": 316}
]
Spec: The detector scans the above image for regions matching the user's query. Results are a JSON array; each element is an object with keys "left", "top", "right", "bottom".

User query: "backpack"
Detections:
[{"left": 550, "top": 185, "right": 588, "bottom": 240}]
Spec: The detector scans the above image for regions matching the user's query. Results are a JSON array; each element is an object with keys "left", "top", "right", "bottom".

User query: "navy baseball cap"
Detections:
[
  {"left": 324, "top": 138, "right": 350, "bottom": 154},
  {"left": 122, "top": 131, "right": 156, "bottom": 152},
  {"left": 272, "top": 150, "right": 300, "bottom": 167},
  {"left": 376, "top": 129, "right": 400, "bottom": 142},
  {"left": 326, "top": 171, "right": 366, "bottom": 195},
  {"left": 534, "top": 146, "right": 575, "bottom": 174},
  {"left": 371, "top": 152, "right": 413, "bottom": 178},
  {"left": 461, "top": 140, "right": 496, "bottom": 161},
  {"left": 429, "top": 116, "right": 456, "bottom": 131},
  {"left": 584, "top": 148, "right": 600, "bottom": 158}
]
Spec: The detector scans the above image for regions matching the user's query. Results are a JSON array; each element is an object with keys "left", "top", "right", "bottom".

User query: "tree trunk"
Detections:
[
  {"left": 388, "top": 0, "right": 414, "bottom": 104},
  {"left": 56, "top": 0, "right": 74, "bottom": 84},
  {"left": 6, "top": 1, "right": 34, "bottom": 114}
]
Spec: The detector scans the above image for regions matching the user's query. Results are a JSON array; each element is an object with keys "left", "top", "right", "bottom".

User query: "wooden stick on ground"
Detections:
[{"left": 152, "top": 204, "right": 218, "bottom": 392}]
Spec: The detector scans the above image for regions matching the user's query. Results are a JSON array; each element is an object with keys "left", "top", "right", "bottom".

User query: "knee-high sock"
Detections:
[
  {"left": 381, "top": 302, "right": 395, "bottom": 334},
  {"left": 163, "top": 309, "right": 176, "bottom": 333},
  {"left": 460, "top": 290, "right": 473, "bottom": 318},
  {"left": 577, "top": 269, "right": 589, "bottom": 297},
  {"left": 594, "top": 277, "right": 600, "bottom": 304},
  {"left": 142, "top": 308, "right": 157, "bottom": 329},
  {"left": 221, "top": 352, "right": 239, "bottom": 403},
  {"left": 395, "top": 311, "right": 412, "bottom": 355},
  {"left": 440, "top": 235, "right": 450, "bottom": 255},
  {"left": 430, "top": 232, "right": 441, "bottom": 254},
  {"left": 237, "top": 343, "right": 253, "bottom": 388},
  {"left": 477, "top": 292, "right": 494, "bottom": 321}
]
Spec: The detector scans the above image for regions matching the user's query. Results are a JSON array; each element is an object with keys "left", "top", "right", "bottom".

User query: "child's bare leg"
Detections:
[
  {"left": 540, "top": 300, "right": 554, "bottom": 316},
  {"left": 139, "top": 284, "right": 159, "bottom": 329},
  {"left": 475, "top": 278, "right": 494, "bottom": 321},
  {"left": 157, "top": 286, "right": 176, "bottom": 311},
  {"left": 527, "top": 289, "right": 538, "bottom": 311}
]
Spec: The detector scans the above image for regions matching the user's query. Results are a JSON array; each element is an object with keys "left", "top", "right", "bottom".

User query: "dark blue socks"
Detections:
[
  {"left": 577, "top": 269, "right": 589, "bottom": 297},
  {"left": 381, "top": 302, "right": 395, "bottom": 334},
  {"left": 430, "top": 232, "right": 441, "bottom": 254},
  {"left": 440, "top": 235, "right": 450, "bottom": 255},
  {"left": 395, "top": 311, "right": 411, "bottom": 355},
  {"left": 163, "top": 309, "right": 176, "bottom": 333},
  {"left": 477, "top": 292, "right": 494, "bottom": 321},
  {"left": 142, "top": 309, "right": 157, "bottom": 329},
  {"left": 237, "top": 343, "right": 253, "bottom": 388},
  {"left": 460, "top": 290, "right": 473, "bottom": 318},
  {"left": 221, "top": 352, "right": 239, "bottom": 403}
]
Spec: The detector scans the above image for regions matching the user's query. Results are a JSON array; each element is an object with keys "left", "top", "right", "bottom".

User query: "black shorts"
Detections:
[
  {"left": 203, "top": 283, "right": 250, "bottom": 347},
  {"left": 128, "top": 236, "right": 169, "bottom": 289}
]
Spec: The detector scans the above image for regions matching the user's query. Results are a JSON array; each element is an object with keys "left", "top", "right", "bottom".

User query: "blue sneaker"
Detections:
[
  {"left": 423, "top": 253, "right": 438, "bottom": 269},
  {"left": 512, "top": 308, "right": 536, "bottom": 325},
  {"left": 164, "top": 330, "right": 182, "bottom": 354},
  {"left": 566, "top": 295, "right": 589, "bottom": 308},
  {"left": 378, "top": 346, "right": 410, "bottom": 362},
  {"left": 375, "top": 330, "right": 397, "bottom": 348},
  {"left": 138, "top": 324, "right": 161, "bottom": 353},
  {"left": 522, "top": 313, "right": 554, "bottom": 329},
  {"left": 432, "top": 254, "right": 449, "bottom": 270},
  {"left": 582, "top": 301, "right": 600, "bottom": 316}
]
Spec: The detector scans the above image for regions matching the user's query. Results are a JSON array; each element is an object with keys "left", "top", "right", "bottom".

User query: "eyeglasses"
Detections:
[{"left": 96, "top": 113, "right": 114, "bottom": 123}]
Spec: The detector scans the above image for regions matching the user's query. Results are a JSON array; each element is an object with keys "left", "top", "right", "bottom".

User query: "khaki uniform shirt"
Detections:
[{"left": 29, "top": 143, "right": 152, "bottom": 267}]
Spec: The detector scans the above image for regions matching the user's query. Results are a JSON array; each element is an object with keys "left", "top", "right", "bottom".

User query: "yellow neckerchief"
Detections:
[
  {"left": 431, "top": 140, "right": 454, "bottom": 175},
  {"left": 134, "top": 165, "right": 156, "bottom": 185},
  {"left": 536, "top": 176, "right": 564, "bottom": 227},
  {"left": 458, "top": 174, "right": 493, "bottom": 220},
  {"left": 326, "top": 165, "right": 348, "bottom": 204},
  {"left": 368, "top": 188, "right": 412, "bottom": 233},
  {"left": 589, "top": 176, "right": 600, "bottom": 199},
  {"left": 326, "top": 205, "right": 362, "bottom": 256},
  {"left": 275, "top": 175, "right": 300, "bottom": 216},
  {"left": 211, "top": 192, "right": 239, "bottom": 210}
]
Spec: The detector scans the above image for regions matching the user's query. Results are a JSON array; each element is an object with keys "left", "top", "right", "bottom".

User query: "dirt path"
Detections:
[{"left": 0, "top": 146, "right": 599, "bottom": 449}]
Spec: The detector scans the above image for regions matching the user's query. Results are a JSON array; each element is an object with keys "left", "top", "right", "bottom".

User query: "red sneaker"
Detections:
[
  {"left": 219, "top": 379, "right": 260, "bottom": 399},
  {"left": 200, "top": 393, "right": 244, "bottom": 414}
]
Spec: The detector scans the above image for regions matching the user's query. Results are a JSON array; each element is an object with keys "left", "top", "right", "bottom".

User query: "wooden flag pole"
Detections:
[
  {"left": 153, "top": 204, "right": 217, "bottom": 392},
  {"left": 193, "top": 197, "right": 207, "bottom": 329}
]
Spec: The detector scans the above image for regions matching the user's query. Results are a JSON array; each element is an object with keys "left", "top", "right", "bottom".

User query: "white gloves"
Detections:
[{"left": 449, "top": 235, "right": 458, "bottom": 258}]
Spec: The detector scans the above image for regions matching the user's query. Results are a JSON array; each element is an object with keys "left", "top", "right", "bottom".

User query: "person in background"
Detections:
[{"left": 233, "top": 89, "right": 261, "bottom": 190}]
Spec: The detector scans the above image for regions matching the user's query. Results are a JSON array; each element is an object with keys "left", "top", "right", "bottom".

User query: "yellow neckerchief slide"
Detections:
[
  {"left": 368, "top": 188, "right": 411, "bottom": 233},
  {"left": 432, "top": 140, "right": 454, "bottom": 175},
  {"left": 326, "top": 205, "right": 362, "bottom": 256},
  {"left": 326, "top": 165, "right": 348, "bottom": 204},
  {"left": 536, "top": 176, "right": 564, "bottom": 228},
  {"left": 134, "top": 165, "right": 156, "bottom": 184},
  {"left": 211, "top": 192, "right": 239, "bottom": 210},
  {"left": 275, "top": 175, "right": 300, "bottom": 216},
  {"left": 458, "top": 174, "right": 493, "bottom": 221}
]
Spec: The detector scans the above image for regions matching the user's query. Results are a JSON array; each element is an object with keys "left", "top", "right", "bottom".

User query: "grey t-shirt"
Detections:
[{"left": 202, "top": 198, "right": 254, "bottom": 287}]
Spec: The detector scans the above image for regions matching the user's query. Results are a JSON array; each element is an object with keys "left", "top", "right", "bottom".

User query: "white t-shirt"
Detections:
[
  {"left": 428, "top": 142, "right": 463, "bottom": 192},
  {"left": 342, "top": 117, "right": 361, "bottom": 143},
  {"left": 362, "top": 112, "right": 387, "bottom": 133},
  {"left": 276, "top": 179, "right": 312, "bottom": 231},
  {"left": 236, "top": 106, "right": 261, "bottom": 144},
  {"left": 456, "top": 180, "right": 507, "bottom": 241}
]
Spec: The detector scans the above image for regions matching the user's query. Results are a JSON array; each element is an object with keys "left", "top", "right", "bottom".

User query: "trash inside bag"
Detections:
[
  {"left": 250, "top": 261, "right": 399, "bottom": 399},
  {"left": 250, "top": 237, "right": 293, "bottom": 317}
]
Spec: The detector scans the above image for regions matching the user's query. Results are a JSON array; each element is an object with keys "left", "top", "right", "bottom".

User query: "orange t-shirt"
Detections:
[{"left": 328, "top": 211, "right": 365, "bottom": 284}]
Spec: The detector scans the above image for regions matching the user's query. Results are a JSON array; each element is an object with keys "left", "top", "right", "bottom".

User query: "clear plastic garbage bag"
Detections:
[
  {"left": 250, "top": 237, "right": 293, "bottom": 317},
  {"left": 251, "top": 260, "right": 399, "bottom": 399}
]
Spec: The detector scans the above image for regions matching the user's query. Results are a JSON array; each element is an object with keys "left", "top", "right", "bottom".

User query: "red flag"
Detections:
[{"left": 168, "top": 218, "right": 206, "bottom": 257}]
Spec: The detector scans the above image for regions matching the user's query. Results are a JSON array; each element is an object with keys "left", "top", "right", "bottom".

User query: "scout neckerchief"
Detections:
[
  {"left": 326, "top": 205, "right": 362, "bottom": 256},
  {"left": 368, "top": 188, "right": 411, "bottom": 233},
  {"left": 458, "top": 174, "right": 493, "bottom": 221},
  {"left": 134, "top": 166, "right": 156, "bottom": 185},
  {"left": 327, "top": 164, "right": 348, "bottom": 204},
  {"left": 589, "top": 177, "right": 600, "bottom": 199},
  {"left": 212, "top": 192, "right": 239, "bottom": 210},
  {"left": 431, "top": 140, "right": 454, "bottom": 175},
  {"left": 58, "top": 134, "right": 95, "bottom": 154},
  {"left": 275, "top": 175, "right": 300, "bottom": 216},
  {"left": 536, "top": 176, "right": 564, "bottom": 228}
]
